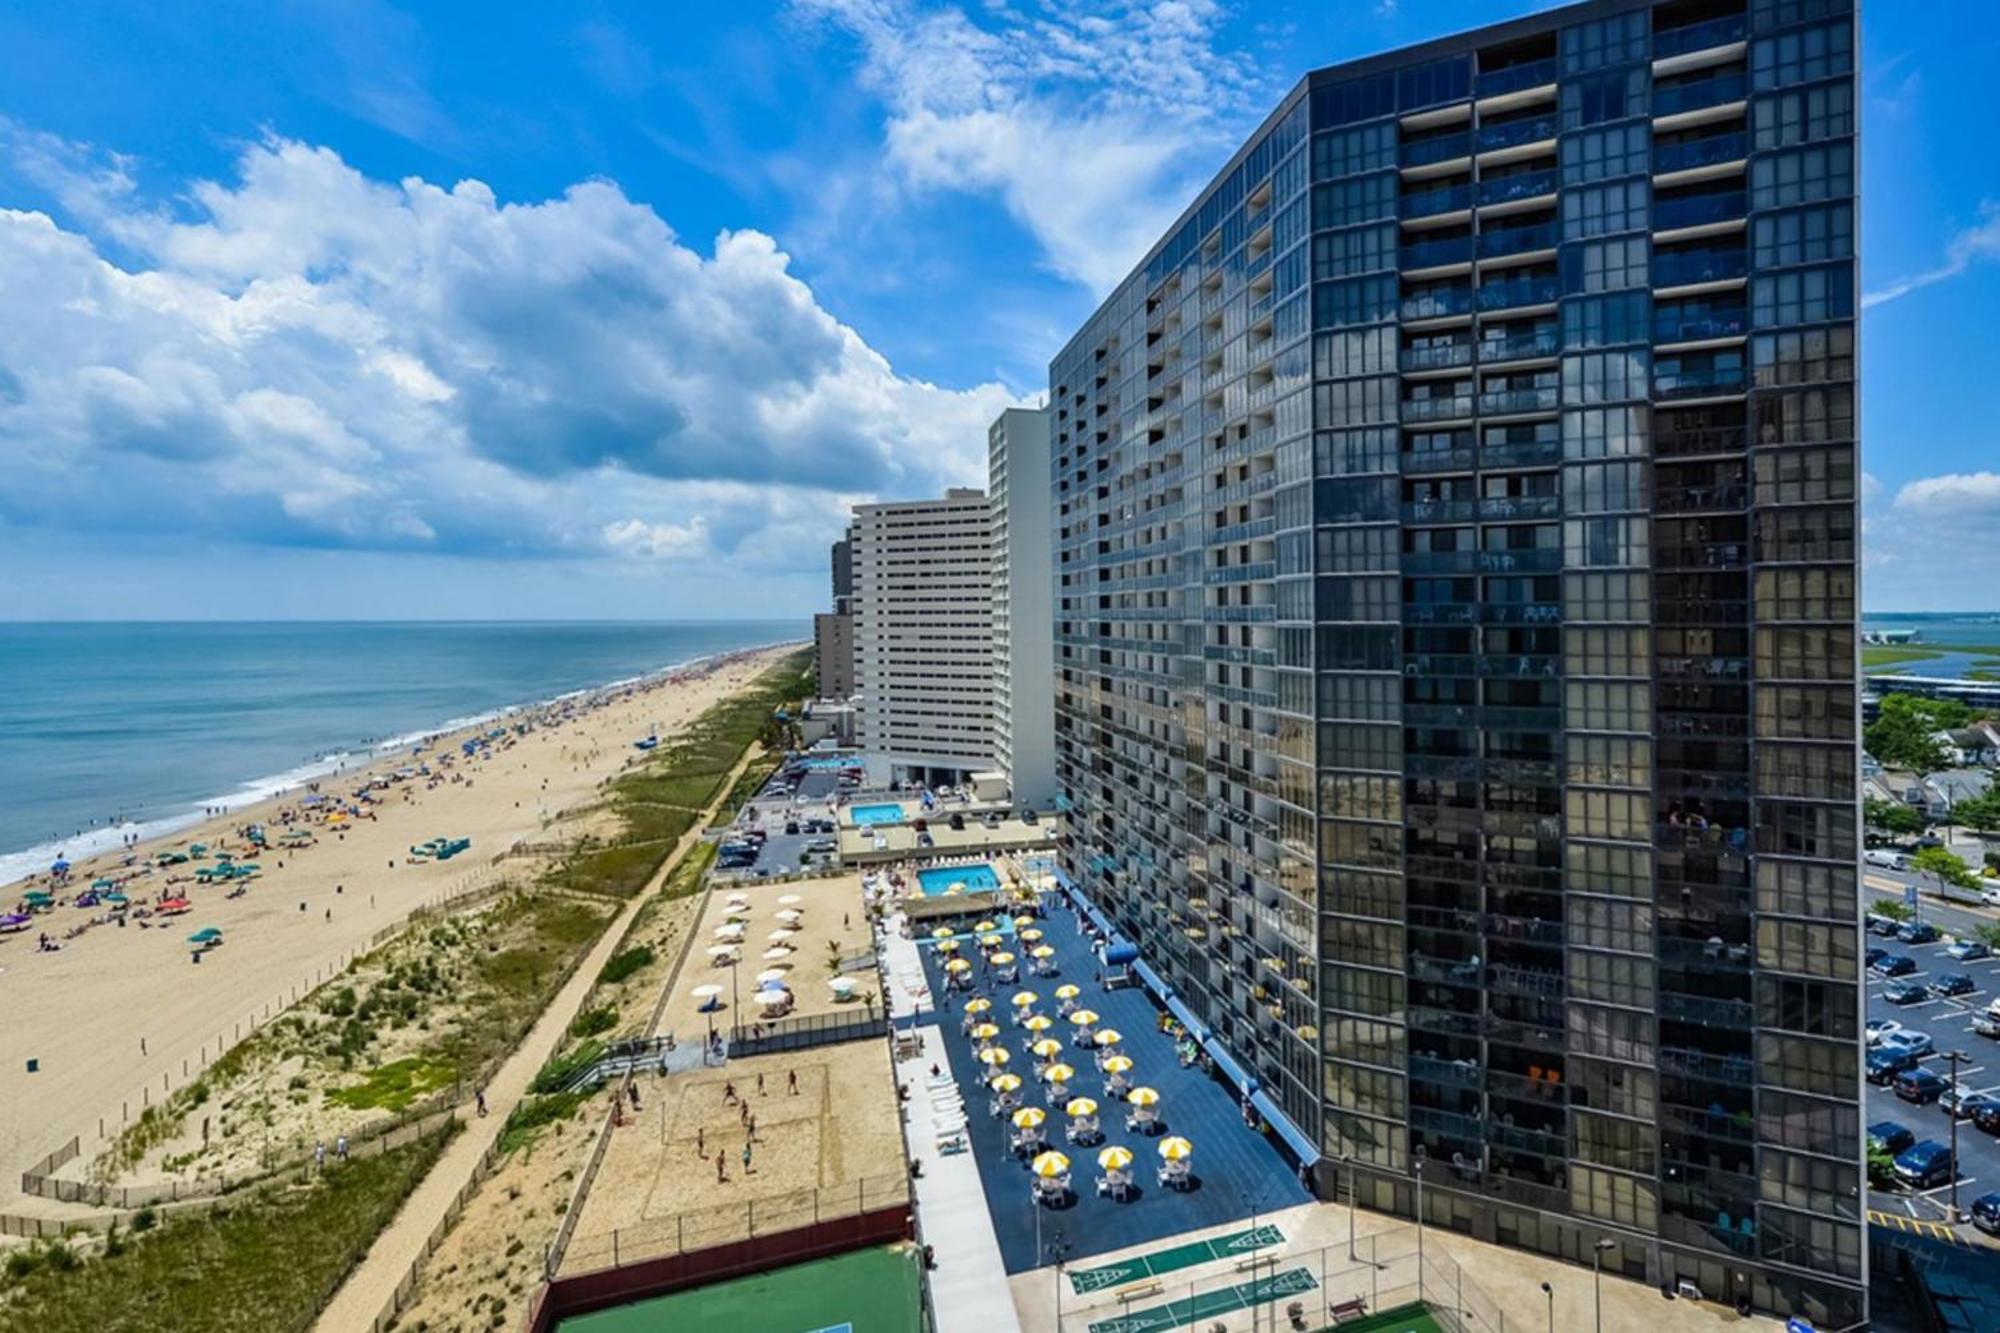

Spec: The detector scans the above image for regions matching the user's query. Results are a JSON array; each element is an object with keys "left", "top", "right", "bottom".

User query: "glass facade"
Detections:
[{"left": 1048, "top": 0, "right": 1860, "bottom": 1325}]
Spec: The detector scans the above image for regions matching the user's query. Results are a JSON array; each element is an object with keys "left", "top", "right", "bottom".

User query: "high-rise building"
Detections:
[
  {"left": 990, "top": 407, "right": 1058, "bottom": 807},
  {"left": 1049, "top": 1, "right": 1860, "bottom": 1324},
  {"left": 854, "top": 489, "right": 996, "bottom": 781},
  {"left": 832, "top": 530, "right": 855, "bottom": 605},
  {"left": 813, "top": 609, "right": 856, "bottom": 700}
]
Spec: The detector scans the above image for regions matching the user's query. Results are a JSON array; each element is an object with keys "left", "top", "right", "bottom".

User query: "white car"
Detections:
[
  {"left": 1866, "top": 849, "right": 1911, "bottom": 871},
  {"left": 1866, "top": 1018, "right": 1905, "bottom": 1049},
  {"left": 1983, "top": 888, "right": 2000, "bottom": 909}
]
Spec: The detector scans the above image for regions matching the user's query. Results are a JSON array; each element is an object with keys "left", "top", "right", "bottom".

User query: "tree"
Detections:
[
  {"left": 1953, "top": 788, "right": 2000, "bottom": 837},
  {"left": 1864, "top": 797, "right": 1924, "bottom": 838},
  {"left": 1867, "top": 1143, "right": 1898, "bottom": 1190},
  {"left": 1872, "top": 899, "right": 1914, "bottom": 923},
  {"left": 1912, "top": 846, "right": 1978, "bottom": 895},
  {"left": 1865, "top": 694, "right": 1972, "bottom": 774}
]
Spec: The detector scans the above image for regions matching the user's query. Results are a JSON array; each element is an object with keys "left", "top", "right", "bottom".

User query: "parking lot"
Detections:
[
  {"left": 711, "top": 765, "right": 852, "bottom": 880},
  {"left": 1862, "top": 894, "right": 2000, "bottom": 1234}
]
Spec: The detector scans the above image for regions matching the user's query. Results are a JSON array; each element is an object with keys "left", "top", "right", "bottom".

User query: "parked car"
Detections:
[
  {"left": 1869, "top": 1121, "right": 1917, "bottom": 1156},
  {"left": 1936, "top": 973, "right": 1977, "bottom": 998},
  {"left": 1983, "top": 888, "right": 2000, "bottom": 909},
  {"left": 1945, "top": 939, "right": 1992, "bottom": 962},
  {"left": 1867, "top": 1018, "right": 1905, "bottom": 1048},
  {"left": 1865, "top": 946, "right": 1890, "bottom": 971},
  {"left": 1976, "top": 1103, "right": 2000, "bottom": 1135},
  {"left": 1895, "top": 1068, "right": 1949, "bottom": 1105},
  {"left": 1898, "top": 921, "right": 1941, "bottom": 945},
  {"left": 1868, "top": 1049, "right": 1922, "bottom": 1085},
  {"left": 1884, "top": 981, "right": 1931, "bottom": 1006},
  {"left": 1867, "top": 849, "right": 1912, "bottom": 871},
  {"left": 784, "top": 821, "right": 800, "bottom": 835},
  {"left": 1873, "top": 916, "right": 1908, "bottom": 938},
  {"left": 1877, "top": 954, "right": 1918, "bottom": 977},
  {"left": 1976, "top": 1013, "right": 2000, "bottom": 1039},
  {"left": 1971, "top": 1192, "right": 2000, "bottom": 1236},
  {"left": 1894, "top": 1140, "right": 1956, "bottom": 1189},
  {"left": 1879, "top": 1030, "right": 1934, "bottom": 1059},
  {"left": 1942, "top": 1089, "right": 2000, "bottom": 1121}
]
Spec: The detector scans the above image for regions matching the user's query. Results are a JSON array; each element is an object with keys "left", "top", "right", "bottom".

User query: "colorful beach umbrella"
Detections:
[
  {"left": 1030, "top": 1038, "right": 1064, "bottom": 1059},
  {"left": 979, "top": 932, "right": 1005, "bottom": 949},
  {"left": 1031, "top": 945, "right": 1055, "bottom": 960},
  {"left": 964, "top": 997, "right": 992, "bottom": 1016},
  {"left": 990, "top": 951, "right": 1016, "bottom": 966},
  {"left": 1054, "top": 984, "right": 1081, "bottom": 1000},
  {"left": 1020, "top": 928, "right": 1044, "bottom": 943},
  {"left": 1023, "top": 1014, "right": 1054, "bottom": 1033},
  {"left": 931, "top": 926, "right": 956, "bottom": 940},
  {"left": 936, "top": 938, "right": 961, "bottom": 954},
  {"left": 1012, "top": 1106, "right": 1047, "bottom": 1129},
  {"left": 975, "top": 919, "right": 998, "bottom": 933},
  {"left": 187, "top": 927, "right": 222, "bottom": 944},
  {"left": 1094, "top": 1029, "right": 1123, "bottom": 1048},
  {"left": 1030, "top": 1150, "right": 1070, "bottom": 1179},
  {"left": 1012, "top": 914, "right": 1035, "bottom": 928},
  {"left": 1126, "top": 1086, "right": 1160, "bottom": 1107},
  {"left": 978, "top": 1047, "right": 1011, "bottom": 1068},
  {"left": 1098, "top": 1145, "right": 1134, "bottom": 1171},
  {"left": 1159, "top": 1136, "right": 1194, "bottom": 1162},
  {"left": 1103, "top": 1055, "right": 1135, "bottom": 1075},
  {"left": 945, "top": 957, "right": 972, "bottom": 975},
  {"left": 970, "top": 1022, "right": 1001, "bottom": 1042},
  {"left": 1065, "top": 1097, "right": 1098, "bottom": 1118},
  {"left": 1068, "top": 1009, "right": 1099, "bottom": 1027},
  {"left": 1011, "top": 991, "right": 1038, "bottom": 1009},
  {"left": 990, "top": 1073, "right": 1023, "bottom": 1094},
  {"left": 1043, "top": 1062, "right": 1075, "bottom": 1084}
]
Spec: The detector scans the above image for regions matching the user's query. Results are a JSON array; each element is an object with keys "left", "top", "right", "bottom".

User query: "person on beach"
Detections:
[
  {"left": 476, "top": 1088, "right": 487, "bottom": 1118},
  {"left": 336, "top": 1134, "right": 348, "bottom": 1161},
  {"left": 314, "top": 1141, "right": 326, "bottom": 1171},
  {"left": 716, "top": 1151, "right": 727, "bottom": 1184},
  {"left": 742, "top": 1140, "right": 753, "bottom": 1175},
  {"left": 787, "top": 1069, "right": 798, "bottom": 1095},
  {"left": 723, "top": 1080, "right": 737, "bottom": 1104}
]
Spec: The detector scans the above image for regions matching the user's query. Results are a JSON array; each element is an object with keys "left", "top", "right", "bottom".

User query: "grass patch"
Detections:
[
  {"left": 597, "top": 946, "right": 656, "bottom": 986},
  {"left": 0, "top": 1129, "right": 454, "bottom": 1333},
  {"left": 498, "top": 1091, "right": 590, "bottom": 1155},
  {"left": 529, "top": 1040, "right": 607, "bottom": 1095},
  {"left": 324, "top": 1056, "right": 457, "bottom": 1112},
  {"left": 1863, "top": 646, "right": 1944, "bottom": 668}
]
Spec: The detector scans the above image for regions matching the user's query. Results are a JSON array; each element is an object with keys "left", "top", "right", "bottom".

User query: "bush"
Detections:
[
  {"left": 568, "top": 1006, "right": 617, "bottom": 1041},
  {"left": 529, "top": 1040, "right": 606, "bottom": 1095},
  {"left": 597, "top": 947, "right": 655, "bottom": 986},
  {"left": 499, "top": 1091, "right": 588, "bottom": 1154}
]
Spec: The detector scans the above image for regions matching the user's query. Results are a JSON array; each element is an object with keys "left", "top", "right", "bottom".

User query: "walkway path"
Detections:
[{"left": 312, "top": 744, "right": 763, "bottom": 1332}]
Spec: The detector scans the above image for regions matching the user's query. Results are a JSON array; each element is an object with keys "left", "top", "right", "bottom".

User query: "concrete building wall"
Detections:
[
  {"left": 813, "top": 610, "right": 855, "bottom": 700},
  {"left": 989, "top": 406, "right": 1057, "bottom": 807}
]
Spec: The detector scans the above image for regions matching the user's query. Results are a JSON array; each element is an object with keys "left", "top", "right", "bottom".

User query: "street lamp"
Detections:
[
  {"left": 1592, "top": 1239, "right": 1615, "bottom": 1333},
  {"left": 1413, "top": 1145, "right": 1427, "bottom": 1286},
  {"left": 1339, "top": 1151, "right": 1358, "bottom": 1263},
  {"left": 1540, "top": 1281, "right": 1553, "bottom": 1333},
  {"left": 1945, "top": 1049, "right": 1971, "bottom": 1223}
]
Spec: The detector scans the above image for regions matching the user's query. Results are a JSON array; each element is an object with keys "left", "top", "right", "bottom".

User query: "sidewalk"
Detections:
[{"left": 312, "top": 747, "right": 758, "bottom": 1332}]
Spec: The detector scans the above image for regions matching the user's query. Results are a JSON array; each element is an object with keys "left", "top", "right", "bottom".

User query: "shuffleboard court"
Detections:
[
  {"left": 555, "top": 1246, "right": 917, "bottom": 1333},
  {"left": 1068, "top": 1223, "right": 1286, "bottom": 1294},
  {"left": 1086, "top": 1266, "right": 1318, "bottom": 1333}
]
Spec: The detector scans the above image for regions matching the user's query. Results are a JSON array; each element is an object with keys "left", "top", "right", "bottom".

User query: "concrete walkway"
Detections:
[
  {"left": 313, "top": 747, "right": 761, "bottom": 1332},
  {"left": 897, "top": 1021, "right": 1020, "bottom": 1333}
]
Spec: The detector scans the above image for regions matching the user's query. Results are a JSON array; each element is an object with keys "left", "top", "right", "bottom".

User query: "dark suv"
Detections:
[
  {"left": 1895, "top": 1140, "right": 1955, "bottom": 1190},
  {"left": 1895, "top": 1068, "right": 1949, "bottom": 1104},
  {"left": 1868, "top": 1121, "right": 1916, "bottom": 1156},
  {"left": 1972, "top": 1192, "right": 2000, "bottom": 1236},
  {"left": 1867, "top": 1049, "right": 1922, "bottom": 1085}
]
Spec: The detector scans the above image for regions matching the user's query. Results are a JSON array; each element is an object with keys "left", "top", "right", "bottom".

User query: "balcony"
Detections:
[
  {"left": 1475, "top": 114, "right": 1557, "bottom": 156},
  {"left": 1402, "top": 187, "right": 1474, "bottom": 230},
  {"left": 1653, "top": 14, "right": 1748, "bottom": 63},
  {"left": 1477, "top": 57, "right": 1556, "bottom": 100},
  {"left": 1655, "top": 131, "right": 1748, "bottom": 179},
  {"left": 1477, "top": 385, "right": 1559, "bottom": 417},
  {"left": 1401, "top": 235, "right": 1475, "bottom": 272},
  {"left": 1653, "top": 249, "right": 1747, "bottom": 291},
  {"left": 1653, "top": 70, "right": 1747, "bottom": 121},
  {"left": 1655, "top": 480, "right": 1748, "bottom": 513},
  {"left": 1655, "top": 367, "right": 1747, "bottom": 401},
  {"left": 1402, "top": 131, "right": 1472, "bottom": 171},
  {"left": 1655, "top": 190, "right": 1747, "bottom": 235},
  {"left": 1477, "top": 221, "right": 1558, "bottom": 262},
  {"left": 1400, "top": 342, "right": 1474, "bottom": 373},
  {"left": 1403, "top": 498, "right": 1478, "bottom": 524},
  {"left": 1653, "top": 422, "right": 1747, "bottom": 458},
  {"left": 1479, "top": 438, "right": 1562, "bottom": 469},
  {"left": 1476, "top": 275, "right": 1558, "bottom": 313},
  {"left": 1400, "top": 395, "right": 1475, "bottom": 424},
  {"left": 1402, "top": 287, "right": 1477, "bottom": 322},
  {"left": 1476, "top": 169, "right": 1556, "bottom": 209},
  {"left": 1478, "top": 328, "right": 1560, "bottom": 364},
  {"left": 1402, "top": 445, "right": 1476, "bottom": 474},
  {"left": 1654, "top": 304, "right": 1747, "bottom": 345}
]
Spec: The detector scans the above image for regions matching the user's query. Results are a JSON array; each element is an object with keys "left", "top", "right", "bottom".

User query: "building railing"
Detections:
[
  {"left": 1654, "top": 13, "right": 1748, "bottom": 61},
  {"left": 1475, "top": 114, "right": 1556, "bottom": 154},
  {"left": 1477, "top": 56, "right": 1557, "bottom": 98},
  {"left": 1475, "top": 170, "right": 1556, "bottom": 208}
]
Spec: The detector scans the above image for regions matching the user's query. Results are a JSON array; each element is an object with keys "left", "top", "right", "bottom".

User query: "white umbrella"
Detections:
[
  {"left": 762, "top": 947, "right": 792, "bottom": 960},
  {"left": 756, "top": 969, "right": 789, "bottom": 984},
  {"left": 768, "top": 929, "right": 796, "bottom": 942},
  {"left": 713, "top": 923, "right": 744, "bottom": 937},
  {"left": 690, "top": 984, "right": 722, "bottom": 1000},
  {"left": 778, "top": 894, "right": 804, "bottom": 905},
  {"left": 704, "top": 945, "right": 738, "bottom": 958},
  {"left": 756, "top": 990, "right": 789, "bottom": 1007},
  {"left": 777, "top": 909, "right": 804, "bottom": 923}
]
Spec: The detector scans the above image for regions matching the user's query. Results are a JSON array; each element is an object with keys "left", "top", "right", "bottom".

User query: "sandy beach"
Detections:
[{"left": 0, "top": 643, "right": 799, "bottom": 1215}]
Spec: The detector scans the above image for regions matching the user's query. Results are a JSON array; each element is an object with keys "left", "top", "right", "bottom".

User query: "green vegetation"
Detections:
[
  {"left": 568, "top": 1005, "right": 617, "bottom": 1041},
  {"left": 1866, "top": 1143, "right": 1897, "bottom": 1190},
  {"left": 0, "top": 1130, "right": 453, "bottom": 1333},
  {"left": 1864, "top": 797, "right": 1925, "bottom": 837},
  {"left": 498, "top": 1090, "right": 590, "bottom": 1155},
  {"left": 1913, "top": 846, "right": 1979, "bottom": 894},
  {"left": 1863, "top": 645, "right": 1944, "bottom": 668},
  {"left": 596, "top": 945, "right": 655, "bottom": 986},
  {"left": 1872, "top": 899, "right": 1914, "bottom": 923},
  {"left": 324, "top": 1056, "right": 456, "bottom": 1113},
  {"left": 1951, "top": 788, "right": 2000, "bottom": 835},
  {"left": 1865, "top": 694, "right": 1975, "bottom": 774},
  {"left": 529, "top": 1039, "right": 607, "bottom": 1095}
]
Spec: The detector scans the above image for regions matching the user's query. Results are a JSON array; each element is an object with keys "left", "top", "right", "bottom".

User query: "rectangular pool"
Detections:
[
  {"left": 851, "top": 802, "right": 906, "bottom": 827},
  {"left": 916, "top": 863, "right": 1000, "bottom": 896}
]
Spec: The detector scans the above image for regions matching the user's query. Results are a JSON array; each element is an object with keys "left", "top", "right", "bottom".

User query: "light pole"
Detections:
[
  {"left": 1340, "top": 1152, "right": 1358, "bottom": 1263},
  {"left": 1540, "top": 1281, "right": 1553, "bottom": 1333},
  {"left": 1592, "top": 1238, "right": 1614, "bottom": 1333},
  {"left": 1946, "top": 1049, "right": 1970, "bottom": 1222},
  {"left": 1413, "top": 1145, "right": 1427, "bottom": 1287}
]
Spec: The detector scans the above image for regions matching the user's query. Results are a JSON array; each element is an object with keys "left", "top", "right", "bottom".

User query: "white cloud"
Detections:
[
  {"left": 0, "top": 126, "right": 1025, "bottom": 571},
  {"left": 794, "top": 0, "right": 1272, "bottom": 292},
  {"left": 1864, "top": 201, "right": 2000, "bottom": 309},
  {"left": 1866, "top": 469, "right": 2000, "bottom": 606}
]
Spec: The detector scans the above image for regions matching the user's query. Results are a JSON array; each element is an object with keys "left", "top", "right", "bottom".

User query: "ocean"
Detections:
[
  {"left": 0, "top": 621, "right": 804, "bottom": 884},
  {"left": 1862, "top": 612, "right": 2000, "bottom": 679}
]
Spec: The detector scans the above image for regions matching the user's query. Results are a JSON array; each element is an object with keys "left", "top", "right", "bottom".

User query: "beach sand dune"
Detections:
[{"left": 0, "top": 645, "right": 797, "bottom": 1214}]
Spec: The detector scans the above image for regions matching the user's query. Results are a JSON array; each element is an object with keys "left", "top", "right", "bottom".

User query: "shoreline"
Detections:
[{"left": 0, "top": 639, "right": 804, "bottom": 893}]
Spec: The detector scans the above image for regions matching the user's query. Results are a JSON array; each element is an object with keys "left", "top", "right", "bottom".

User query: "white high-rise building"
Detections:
[
  {"left": 988, "top": 407, "right": 1055, "bottom": 807},
  {"left": 852, "top": 489, "right": 994, "bottom": 781}
]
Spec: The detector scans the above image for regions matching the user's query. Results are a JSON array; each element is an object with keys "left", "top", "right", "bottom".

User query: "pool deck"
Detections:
[{"left": 839, "top": 818, "right": 1057, "bottom": 866}]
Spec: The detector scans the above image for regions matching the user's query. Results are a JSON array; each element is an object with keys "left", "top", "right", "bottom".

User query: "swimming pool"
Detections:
[
  {"left": 916, "top": 863, "right": 1001, "bottom": 895},
  {"left": 851, "top": 803, "right": 906, "bottom": 827}
]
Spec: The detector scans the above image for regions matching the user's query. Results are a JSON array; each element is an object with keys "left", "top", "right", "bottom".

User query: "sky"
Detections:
[{"left": 0, "top": 0, "right": 1988, "bottom": 618}]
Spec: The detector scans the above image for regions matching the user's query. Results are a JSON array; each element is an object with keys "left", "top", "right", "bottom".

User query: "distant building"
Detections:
[
  {"left": 989, "top": 407, "right": 1057, "bottom": 807},
  {"left": 853, "top": 489, "right": 995, "bottom": 782},
  {"left": 831, "top": 529, "right": 854, "bottom": 604},
  {"left": 813, "top": 610, "right": 856, "bottom": 701},
  {"left": 1862, "top": 628, "right": 1921, "bottom": 645}
]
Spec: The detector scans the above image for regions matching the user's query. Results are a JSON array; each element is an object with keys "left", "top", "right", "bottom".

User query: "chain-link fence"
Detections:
[{"left": 558, "top": 1172, "right": 911, "bottom": 1276}]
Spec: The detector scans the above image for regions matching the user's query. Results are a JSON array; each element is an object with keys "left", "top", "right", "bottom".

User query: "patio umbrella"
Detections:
[
  {"left": 991, "top": 1073, "right": 1023, "bottom": 1095},
  {"left": 1066, "top": 1097, "right": 1099, "bottom": 1118},
  {"left": 714, "top": 923, "right": 744, "bottom": 937},
  {"left": 1031, "top": 945, "right": 1055, "bottom": 960},
  {"left": 931, "top": 927, "right": 957, "bottom": 941},
  {"left": 978, "top": 1047, "right": 1011, "bottom": 1069},
  {"left": 1030, "top": 1150, "right": 1070, "bottom": 1179},
  {"left": 990, "top": 951, "right": 1016, "bottom": 966},
  {"left": 777, "top": 909, "right": 804, "bottom": 923},
  {"left": 945, "top": 957, "right": 973, "bottom": 975},
  {"left": 762, "top": 947, "right": 792, "bottom": 960},
  {"left": 690, "top": 984, "right": 723, "bottom": 1000},
  {"left": 756, "top": 969, "right": 789, "bottom": 984},
  {"left": 778, "top": 894, "right": 804, "bottom": 906},
  {"left": 1013, "top": 914, "right": 1035, "bottom": 928},
  {"left": 1020, "top": 928, "right": 1044, "bottom": 943},
  {"left": 1013, "top": 1107, "right": 1047, "bottom": 1129},
  {"left": 705, "top": 945, "right": 738, "bottom": 958},
  {"left": 756, "top": 989, "right": 789, "bottom": 1007},
  {"left": 1043, "top": 1062, "right": 1075, "bottom": 1084},
  {"left": 1102, "top": 1055, "right": 1135, "bottom": 1075},
  {"left": 1068, "top": 1009, "right": 1100, "bottom": 1027},
  {"left": 1159, "top": 1136, "right": 1193, "bottom": 1162},
  {"left": 768, "top": 929, "right": 796, "bottom": 942},
  {"left": 1094, "top": 1029, "right": 1123, "bottom": 1048},
  {"left": 1030, "top": 1038, "right": 1064, "bottom": 1059},
  {"left": 1023, "top": 1014, "right": 1054, "bottom": 1034},
  {"left": 979, "top": 933, "right": 1005, "bottom": 949},
  {"left": 1098, "top": 1145, "right": 1134, "bottom": 1171},
  {"left": 963, "top": 997, "right": 992, "bottom": 1016},
  {"left": 1054, "top": 984, "right": 1081, "bottom": 1000},
  {"left": 936, "top": 938, "right": 961, "bottom": 954},
  {"left": 1126, "top": 1087, "right": 1160, "bottom": 1107},
  {"left": 975, "top": 919, "right": 998, "bottom": 933},
  {"left": 1011, "top": 991, "right": 1039, "bottom": 1009},
  {"left": 971, "top": 1022, "right": 1001, "bottom": 1042}
]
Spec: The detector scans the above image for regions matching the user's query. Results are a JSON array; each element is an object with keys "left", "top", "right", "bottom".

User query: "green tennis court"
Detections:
[
  {"left": 1322, "top": 1303, "right": 1444, "bottom": 1333},
  {"left": 1086, "top": 1266, "right": 1318, "bottom": 1333},
  {"left": 1068, "top": 1223, "right": 1286, "bottom": 1294},
  {"left": 555, "top": 1245, "right": 920, "bottom": 1333}
]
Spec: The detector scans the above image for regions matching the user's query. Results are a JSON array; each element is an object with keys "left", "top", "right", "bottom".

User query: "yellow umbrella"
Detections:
[
  {"left": 1054, "top": 984, "right": 1081, "bottom": 1000},
  {"left": 990, "top": 951, "right": 1016, "bottom": 966},
  {"left": 1103, "top": 1055, "right": 1135, "bottom": 1074},
  {"left": 1012, "top": 1106, "right": 1047, "bottom": 1129},
  {"left": 945, "top": 957, "right": 972, "bottom": 975},
  {"left": 964, "top": 997, "right": 992, "bottom": 1015},
  {"left": 1098, "top": 1145, "right": 1134, "bottom": 1171},
  {"left": 1020, "top": 928, "right": 1044, "bottom": 943},
  {"left": 1013, "top": 914, "right": 1035, "bottom": 928},
  {"left": 1030, "top": 1150, "right": 1070, "bottom": 1179},
  {"left": 1011, "top": 991, "right": 1039, "bottom": 1009},
  {"left": 1094, "top": 1028, "right": 1123, "bottom": 1048},
  {"left": 936, "top": 938, "right": 961, "bottom": 954},
  {"left": 1126, "top": 1086, "right": 1160, "bottom": 1107},
  {"left": 1065, "top": 1097, "right": 1099, "bottom": 1118},
  {"left": 979, "top": 1047, "right": 1011, "bottom": 1068},
  {"left": 932, "top": 926, "right": 956, "bottom": 940},
  {"left": 1030, "top": 1038, "right": 1064, "bottom": 1059},
  {"left": 991, "top": 1073, "right": 1023, "bottom": 1094},
  {"left": 980, "top": 932, "right": 1005, "bottom": 948},
  {"left": 1023, "top": 1014, "right": 1054, "bottom": 1033},
  {"left": 1031, "top": 945, "right": 1055, "bottom": 960},
  {"left": 976, "top": 919, "right": 999, "bottom": 933},
  {"left": 970, "top": 1022, "right": 1001, "bottom": 1041},
  {"left": 1044, "top": 1062, "right": 1076, "bottom": 1084},
  {"left": 1068, "top": 1009, "right": 1100, "bottom": 1026},
  {"left": 1158, "top": 1136, "right": 1193, "bottom": 1162}
]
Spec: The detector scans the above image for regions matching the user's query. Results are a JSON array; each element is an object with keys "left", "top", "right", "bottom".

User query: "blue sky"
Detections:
[{"left": 0, "top": 0, "right": 1986, "bottom": 616}]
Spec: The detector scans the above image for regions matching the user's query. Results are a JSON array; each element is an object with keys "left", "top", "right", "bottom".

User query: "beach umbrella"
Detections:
[
  {"left": 1065, "top": 1097, "right": 1099, "bottom": 1118},
  {"left": 991, "top": 1073, "right": 1023, "bottom": 1095},
  {"left": 756, "top": 969, "right": 789, "bottom": 984},
  {"left": 690, "top": 984, "right": 723, "bottom": 1000},
  {"left": 91, "top": 878, "right": 115, "bottom": 890},
  {"left": 1054, "top": 984, "right": 1081, "bottom": 1000},
  {"left": 1126, "top": 1087, "right": 1159, "bottom": 1107},
  {"left": 714, "top": 923, "right": 744, "bottom": 937},
  {"left": 1012, "top": 1107, "right": 1047, "bottom": 1129},
  {"left": 1158, "top": 1136, "right": 1193, "bottom": 1162},
  {"left": 971, "top": 1022, "right": 1001, "bottom": 1042},
  {"left": 1030, "top": 1038, "right": 1064, "bottom": 1059},
  {"left": 104, "top": 892, "right": 129, "bottom": 907},
  {"left": 976, "top": 919, "right": 998, "bottom": 933},
  {"left": 1102, "top": 1055, "right": 1134, "bottom": 1075},
  {"left": 1013, "top": 914, "right": 1035, "bottom": 928},
  {"left": 931, "top": 927, "right": 957, "bottom": 941},
  {"left": 978, "top": 1047, "right": 1011, "bottom": 1069},
  {"left": 945, "top": 958, "right": 972, "bottom": 976},
  {"left": 979, "top": 932, "right": 1004, "bottom": 949},
  {"left": 990, "top": 951, "right": 1016, "bottom": 966},
  {"left": 1030, "top": 945, "right": 1055, "bottom": 960},
  {"left": 964, "top": 997, "right": 992, "bottom": 1016},
  {"left": 726, "top": 892, "right": 749, "bottom": 904},
  {"left": 1020, "top": 928, "right": 1044, "bottom": 943},
  {"left": 1068, "top": 1009, "right": 1100, "bottom": 1027},
  {"left": 1030, "top": 1150, "right": 1070, "bottom": 1179},
  {"left": 936, "top": 938, "right": 961, "bottom": 955},
  {"left": 1043, "top": 1062, "right": 1075, "bottom": 1085},
  {"left": 756, "top": 989, "right": 789, "bottom": 1007},
  {"left": 1097, "top": 1145, "right": 1134, "bottom": 1171},
  {"left": 1094, "top": 1029, "right": 1123, "bottom": 1048},
  {"left": 776, "top": 909, "right": 804, "bottom": 923},
  {"left": 187, "top": 927, "right": 222, "bottom": 944},
  {"left": 778, "top": 894, "right": 804, "bottom": 906},
  {"left": 1023, "top": 1014, "right": 1054, "bottom": 1034},
  {"left": 767, "top": 929, "right": 796, "bottom": 942},
  {"left": 50, "top": 859, "right": 69, "bottom": 876},
  {"left": 762, "top": 947, "right": 792, "bottom": 960},
  {"left": 704, "top": 945, "right": 737, "bottom": 957},
  {"left": 1011, "top": 991, "right": 1039, "bottom": 1009}
]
